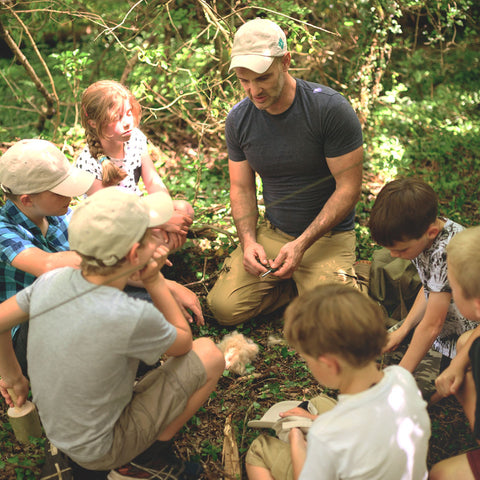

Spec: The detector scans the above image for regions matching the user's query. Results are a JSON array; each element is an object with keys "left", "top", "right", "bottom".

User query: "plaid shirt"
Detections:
[{"left": 0, "top": 200, "right": 71, "bottom": 334}]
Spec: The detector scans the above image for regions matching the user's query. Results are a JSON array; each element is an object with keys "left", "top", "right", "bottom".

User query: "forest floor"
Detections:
[
  {"left": 1, "top": 256, "right": 479, "bottom": 479},
  {"left": 1, "top": 144, "right": 479, "bottom": 479}
]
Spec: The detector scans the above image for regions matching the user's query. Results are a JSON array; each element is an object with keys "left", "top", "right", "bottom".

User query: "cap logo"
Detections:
[{"left": 278, "top": 38, "right": 285, "bottom": 50}]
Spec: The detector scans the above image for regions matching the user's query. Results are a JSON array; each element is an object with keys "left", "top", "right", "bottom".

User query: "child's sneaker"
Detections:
[
  {"left": 108, "top": 460, "right": 202, "bottom": 479},
  {"left": 107, "top": 440, "right": 202, "bottom": 480}
]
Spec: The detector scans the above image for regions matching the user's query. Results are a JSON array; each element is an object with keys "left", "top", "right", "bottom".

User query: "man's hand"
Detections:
[
  {"left": 271, "top": 239, "right": 305, "bottom": 278},
  {"left": 242, "top": 242, "right": 270, "bottom": 276}
]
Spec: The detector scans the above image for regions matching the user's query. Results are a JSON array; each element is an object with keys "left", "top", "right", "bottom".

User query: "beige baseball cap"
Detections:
[
  {"left": 69, "top": 187, "right": 174, "bottom": 266},
  {"left": 229, "top": 18, "right": 287, "bottom": 74},
  {"left": 0, "top": 139, "right": 94, "bottom": 196}
]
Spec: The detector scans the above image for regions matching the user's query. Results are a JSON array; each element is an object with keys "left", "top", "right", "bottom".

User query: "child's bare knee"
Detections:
[
  {"left": 193, "top": 337, "right": 225, "bottom": 374},
  {"left": 173, "top": 199, "right": 194, "bottom": 219}
]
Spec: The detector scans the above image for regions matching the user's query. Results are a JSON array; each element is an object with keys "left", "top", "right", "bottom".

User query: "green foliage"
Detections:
[{"left": 0, "top": 4, "right": 480, "bottom": 475}]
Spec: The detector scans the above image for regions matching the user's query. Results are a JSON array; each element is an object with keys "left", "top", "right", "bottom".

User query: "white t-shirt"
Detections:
[{"left": 299, "top": 366, "right": 430, "bottom": 480}]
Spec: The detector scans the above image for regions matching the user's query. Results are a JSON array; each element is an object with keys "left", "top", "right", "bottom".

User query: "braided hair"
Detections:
[{"left": 80, "top": 80, "right": 142, "bottom": 187}]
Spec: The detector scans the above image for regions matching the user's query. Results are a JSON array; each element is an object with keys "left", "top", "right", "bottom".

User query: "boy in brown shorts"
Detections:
[{"left": 0, "top": 187, "right": 224, "bottom": 480}]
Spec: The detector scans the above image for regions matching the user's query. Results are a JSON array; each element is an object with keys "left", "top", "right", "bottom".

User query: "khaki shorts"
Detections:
[
  {"left": 80, "top": 350, "right": 206, "bottom": 470},
  {"left": 207, "top": 222, "right": 357, "bottom": 325},
  {"left": 246, "top": 394, "right": 337, "bottom": 480}
]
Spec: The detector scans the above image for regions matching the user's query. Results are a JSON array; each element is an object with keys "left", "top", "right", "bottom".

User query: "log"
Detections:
[{"left": 7, "top": 389, "right": 43, "bottom": 443}]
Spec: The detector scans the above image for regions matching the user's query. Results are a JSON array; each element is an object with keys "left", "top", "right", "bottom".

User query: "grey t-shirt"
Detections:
[
  {"left": 17, "top": 267, "right": 177, "bottom": 463},
  {"left": 226, "top": 78, "right": 363, "bottom": 237}
]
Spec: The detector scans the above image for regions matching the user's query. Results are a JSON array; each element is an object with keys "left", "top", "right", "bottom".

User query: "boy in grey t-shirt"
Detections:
[{"left": 0, "top": 187, "right": 224, "bottom": 479}]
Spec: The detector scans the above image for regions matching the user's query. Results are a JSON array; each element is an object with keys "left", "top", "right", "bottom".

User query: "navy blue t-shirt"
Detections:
[{"left": 226, "top": 78, "right": 363, "bottom": 237}]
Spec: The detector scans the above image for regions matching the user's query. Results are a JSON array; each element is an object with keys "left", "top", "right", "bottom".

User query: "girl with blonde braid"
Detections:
[{"left": 76, "top": 80, "right": 193, "bottom": 250}]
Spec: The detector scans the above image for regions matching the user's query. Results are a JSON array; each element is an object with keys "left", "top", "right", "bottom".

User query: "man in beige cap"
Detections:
[
  {"left": 207, "top": 18, "right": 364, "bottom": 326},
  {"left": 0, "top": 187, "right": 225, "bottom": 479},
  {"left": 0, "top": 139, "right": 95, "bottom": 374}
]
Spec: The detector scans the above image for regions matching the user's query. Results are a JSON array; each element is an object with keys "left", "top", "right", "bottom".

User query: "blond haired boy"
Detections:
[
  {"left": 246, "top": 285, "right": 430, "bottom": 480},
  {"left": 0, "top": 187, "right": 224, "bottom": 479},
  {"left": 431, "top": 226, "right": 480, "bottom": 479}
]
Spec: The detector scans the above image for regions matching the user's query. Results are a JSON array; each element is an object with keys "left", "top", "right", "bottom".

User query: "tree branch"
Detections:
[{"left": 0, "top": 14, "right": 59, "bottom": 134}]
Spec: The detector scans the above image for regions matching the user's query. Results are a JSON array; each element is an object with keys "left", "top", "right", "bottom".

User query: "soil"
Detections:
[
  {"left": 0, "top": 154, "right": 479, "bottom": 478},
  {"left": 1, "top": 264, "right": 478, "bottom": 479}
]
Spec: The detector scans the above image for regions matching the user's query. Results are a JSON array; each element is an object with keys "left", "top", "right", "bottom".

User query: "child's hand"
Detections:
[
  {"left": 130, "top": 258, "right": 162, "bottom": 285},
  {"left": 382, "top": 328, "right": 407, "bottom": 353},
  {"left": 165, "top": 232, "right": 186, "bottom": 251},
  {"left": 161, "top": 211, "right": 193, "bottom": 235},
  {"left": 151, "top": 227, "right": 170, "bottom": 245},
  {"left": 279, "top": 407, "right": 318, "bottom": 421},
  {"left": 151, "top": 243, "right": 171, "bottom": 270},
  {"left": 151, "top": 228, "right": 185, "bottom": 254},
  {"left": 168, "top": 281, "right": 205, "bottom": 326},
  {"left": 130, "top": 244, "right": 169, "bottom": 285},
  {"left": 435, "top": 362, "right": 466, "bottom": 398},
  {"left": 0, "top": 375, "right": 29, "bottom": 408}
]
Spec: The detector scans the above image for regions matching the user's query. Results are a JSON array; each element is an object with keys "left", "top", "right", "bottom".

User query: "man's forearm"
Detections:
[
  {"left": 231, "top": 190, "right": 259, "bottom": 248},
  {"left": 295, "top": 187, "right": 359, "bottom": 251}
]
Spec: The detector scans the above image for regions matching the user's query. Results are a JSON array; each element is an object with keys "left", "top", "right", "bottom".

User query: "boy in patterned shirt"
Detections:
[
  {"left": 0, "top": 139, "right": 94, "bottom": 374},
  {"left": 368, "top": 177, "right": 476, "bottom": 375}
]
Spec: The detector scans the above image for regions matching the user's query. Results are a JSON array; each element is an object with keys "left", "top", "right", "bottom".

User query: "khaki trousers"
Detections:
[{"left": 207, "top": 223, "right": 357, "bottom": 325}]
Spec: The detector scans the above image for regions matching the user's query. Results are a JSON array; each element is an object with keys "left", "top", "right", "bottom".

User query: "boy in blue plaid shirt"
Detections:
[{"left": 0, "top": 139, "right": 94, "bottom": 374}]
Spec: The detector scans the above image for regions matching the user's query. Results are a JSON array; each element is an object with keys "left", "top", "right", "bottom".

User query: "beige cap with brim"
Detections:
[
  {"left": 229, "top": 18, "right": 287, "bottom": 74},
  {"left": 0, "top": 139, "right": 94, "bottom": 196},
  {"left": 69, "top": 187, "right": 174, "bottom": 266}
]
